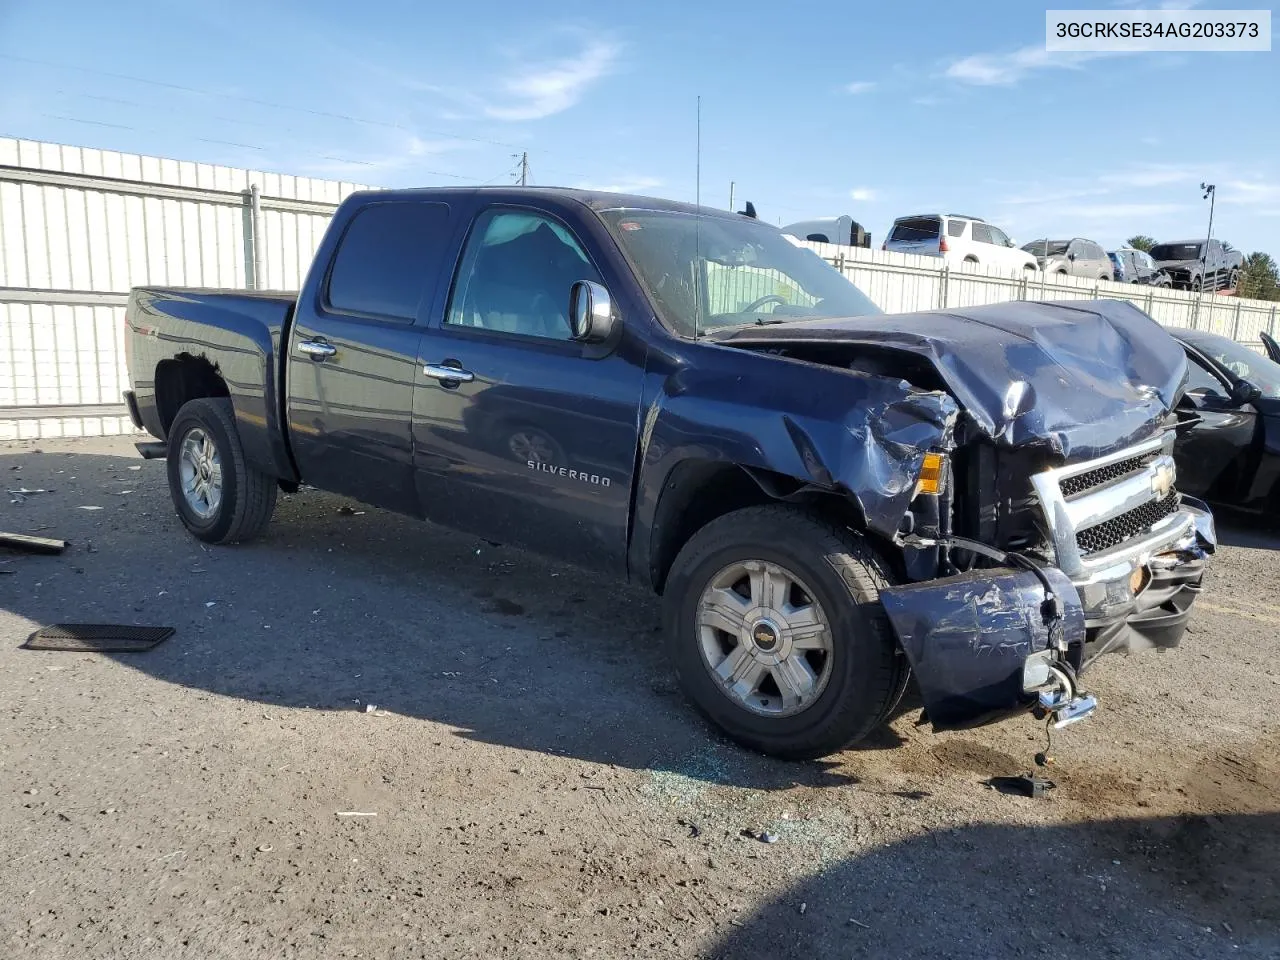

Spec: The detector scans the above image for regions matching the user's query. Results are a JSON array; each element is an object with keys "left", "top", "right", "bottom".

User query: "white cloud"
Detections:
[
  {"left": 484, "top": 36, "right": 620, "bottom": 121},
  {"left": 944, "top": 45, "right": 1107, "bottom": 86},
  {"left": 1100, "top": 164, "right": 1197, "bottom": 188},
  {"left": 573, "top": 175, "right": 662, "bottom": 194},
  {"left": 1222, "top": 179, "right": 1280, "bottom": 202},
  {"left": 304, "top": 134, "right": 475, "bottom": 179},
  {"left": 843, "top": 81, "right": 876, "bottom": 95},
  {"left": 849, "top": 187, "right": 877, "bottom": 202}
]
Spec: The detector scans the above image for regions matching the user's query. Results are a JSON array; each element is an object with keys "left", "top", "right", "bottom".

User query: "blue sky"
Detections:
[{"left": 1, "top": 0, "right": 1277, "bottom": 253}]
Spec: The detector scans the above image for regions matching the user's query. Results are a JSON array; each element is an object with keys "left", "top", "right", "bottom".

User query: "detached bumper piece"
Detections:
[{"left": 880, "top": 566, "right": 1085, "bottom": 731}]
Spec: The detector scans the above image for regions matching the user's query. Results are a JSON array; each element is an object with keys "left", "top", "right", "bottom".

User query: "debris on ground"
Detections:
[
  {"left": 22, "top": 624, "right": 175, "bottom": 653},
  {"left": 986, "top": 774, "right": 1057, "bottom": 799},
  {"left": 0, "top": 532, "right": 67, "bottom": 555},
  {"left": 335, "top": 811, "right": 377, "bottom": 817},
  {"left": 677, "top": 817, "right": 702, "bottom": 838},
  {"left": 365, "top": 704, "right": 378, "bottom": 713},
  {"left": 77, "top": 505, "right": 103, "bottom": 511}
]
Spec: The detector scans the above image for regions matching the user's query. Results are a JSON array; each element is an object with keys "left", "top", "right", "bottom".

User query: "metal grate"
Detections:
[
  {"left": 1059, "top": 452, "right": 1157, "bottom": 499},
  {"left": 1075, "top": 493, "right": 1181, "bottom": 555},
  {"left": 22, "top": 624, "right": 174, "bottom": 652}
]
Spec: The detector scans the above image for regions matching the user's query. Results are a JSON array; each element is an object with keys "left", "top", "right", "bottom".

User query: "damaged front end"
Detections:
[{"left": 715, "top": 298, "right": 1217, "bottom": 733}]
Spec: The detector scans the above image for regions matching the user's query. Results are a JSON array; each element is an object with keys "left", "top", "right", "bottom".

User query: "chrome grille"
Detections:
[
  {"left": 1075, "top": 492, "right": 1181, "bottom": 555},
  {"left": 1059, "top": 452, "right": 1157, "bottom": 499}
]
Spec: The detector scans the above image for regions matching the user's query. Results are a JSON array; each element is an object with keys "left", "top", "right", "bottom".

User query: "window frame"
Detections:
[
  {"left": 1183, "top": 350, "right": 1231, "bottom": 399},
  {"left": 440, "top": 203, "right": 607, "bottom": 349},
  {"left": 321, "top": 200, "right": 452, "bottom": 326}
]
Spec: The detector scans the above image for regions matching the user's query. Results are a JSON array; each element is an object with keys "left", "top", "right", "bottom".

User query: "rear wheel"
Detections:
[
  {"left": 663, "top": 505, "right": 907, "bottom": 759},
  {"left": 166, "top": 398, "right": 277, "bottom": 544}
]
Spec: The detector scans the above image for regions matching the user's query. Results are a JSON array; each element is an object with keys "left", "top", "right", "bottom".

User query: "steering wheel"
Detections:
[{"left": 742, "top": 294, "right": 787, "bottom": 313}]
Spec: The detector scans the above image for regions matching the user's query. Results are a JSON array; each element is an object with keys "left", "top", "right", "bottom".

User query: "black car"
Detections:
[
  {"left": 1171, "top": 327, "right": 1280, "bottom": 513},
  {"left": 1109, "top": 248, "right": 1171, "bottom": 287}
]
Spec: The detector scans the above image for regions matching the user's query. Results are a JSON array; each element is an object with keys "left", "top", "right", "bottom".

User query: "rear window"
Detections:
[
  {"left": 326, "top": 201, "right": 451, "bottom": 321},
  {"left": 890, "top": 217, "right": 941, "bottom": 242}
]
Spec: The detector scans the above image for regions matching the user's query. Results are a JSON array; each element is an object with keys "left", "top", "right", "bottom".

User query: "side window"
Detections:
[
  {"left": 971, "top": 223, "right": 994, "bottom": 244},
  {"left": 326, "top": 202, "right": 450, "bottom": 322},
  {"left": 988, "top": 225, "right": 1011, "bottom": 247},
  {"left": 446, "top": 209, "right": 601, "bottom": 340},
  {"left": 1185, "top": 355, "right": 1227, "bottom": 398},
  {"left": 947, "top": 219, "right": 967, "bottom": 238}
]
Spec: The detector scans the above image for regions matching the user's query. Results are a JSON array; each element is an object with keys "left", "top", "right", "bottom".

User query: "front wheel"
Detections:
[
  {"left": 663, "top": 505, "right": 907, "bottom": 759},
  {"left": 166, "top": 398, "right": 277, "bottom": 544}
]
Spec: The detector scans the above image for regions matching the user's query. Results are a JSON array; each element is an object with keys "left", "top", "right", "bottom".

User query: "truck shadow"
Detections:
[
  {"left": 1, "top": 448, "right": 908, "bottom": 792},
  {"left": 703, "top": 812, "right": 1280, "bottom": 959}
]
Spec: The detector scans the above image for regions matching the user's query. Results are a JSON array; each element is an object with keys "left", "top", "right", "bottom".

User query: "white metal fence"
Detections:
[
  {"left": 0, "top": 138, "right": 368, "bottom": 440},
  {"left": 3, "top": 137, "right": 1279, "bottom": 440}
]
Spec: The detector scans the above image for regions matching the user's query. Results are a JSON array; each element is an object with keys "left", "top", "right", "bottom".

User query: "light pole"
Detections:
[{"left": 1199, "top": 182, "right": 1215, "bottom": 297}]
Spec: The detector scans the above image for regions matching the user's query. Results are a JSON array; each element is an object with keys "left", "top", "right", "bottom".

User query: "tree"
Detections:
[
  {"left": 1238, "top": 251, "right": 1280, "bottom": 302},
  {"left": 1126, "top": 235, "right": 1156, "bottom": 253}
]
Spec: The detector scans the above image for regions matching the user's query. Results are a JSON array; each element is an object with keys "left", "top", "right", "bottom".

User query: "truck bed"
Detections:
[{"left": 125, "top": 287, "right": 298, "bottom": 480}]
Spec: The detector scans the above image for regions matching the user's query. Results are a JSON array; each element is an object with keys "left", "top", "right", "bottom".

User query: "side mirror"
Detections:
[
  {"left": 1067, "top": 251, "right": 1077, "bottom": 261},
  {"left": 569, "top": 280, "right": 617, "bottom": 344},
  {"left": 1229, "top": 379, "right": 1262, "bottom": 406}
]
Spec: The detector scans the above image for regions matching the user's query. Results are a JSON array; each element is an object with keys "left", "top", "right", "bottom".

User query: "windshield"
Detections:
[
  {"left": 1151, "top": 243, "right": 1202, "bottom": 262},
  {"left": 1022, "top": 240, "right": 1069, "bottom": 257},
  {"left": 1184, "top": 332, "right": 1280, "bottom": 399},
  {"left": 599, "top": 209, "right": 881, "bottom": 336}
]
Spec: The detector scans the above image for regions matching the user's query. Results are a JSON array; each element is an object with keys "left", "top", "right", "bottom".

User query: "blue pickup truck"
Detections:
[{"left": 123, "top": 187, "right": 1215, "bottom": 759}]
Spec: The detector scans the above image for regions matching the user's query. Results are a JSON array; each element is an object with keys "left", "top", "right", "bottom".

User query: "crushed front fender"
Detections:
[{"left": 880, "top": 566, "right": 1085, "bottom": 730}]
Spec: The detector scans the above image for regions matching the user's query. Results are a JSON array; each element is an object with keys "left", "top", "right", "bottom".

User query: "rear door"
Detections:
[
  {"left": 286, "top": 200, "right": 454, "bottom": 513},
  {"left": 887, "top": 216, "right": 942, "bottom": 256},
  {"left": 410, "top": 203, "right": 645, "bottom": 572}
]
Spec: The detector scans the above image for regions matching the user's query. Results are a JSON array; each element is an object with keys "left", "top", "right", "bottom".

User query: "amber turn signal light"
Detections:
[{"left": 915, "top": 452, "right": 946, "bottom": 496}]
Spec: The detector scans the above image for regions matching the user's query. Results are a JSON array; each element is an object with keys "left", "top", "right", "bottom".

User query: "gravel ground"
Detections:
[{"left": 1, "top": 436, "right": 1277, "bottom": 960}]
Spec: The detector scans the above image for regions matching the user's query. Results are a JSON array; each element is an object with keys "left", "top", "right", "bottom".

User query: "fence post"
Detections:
[
  {"left": 1145, "top": 290, "right": 1154, "bottom": 315},
  {"left": 1271, "top": 304, "right": 1278, "bottom": 338},
  {"left": 1018, "top": 271, "right": 1028, "bottom": 301},
  {"left": 938, "top": 265, "right": 949, "bottom": 309},
  {"left": 1231, "top": 297, "right": 1243, "bottom": 341},
  {"left": 836, "top": 251, "right": 846, "bottom": 275}
]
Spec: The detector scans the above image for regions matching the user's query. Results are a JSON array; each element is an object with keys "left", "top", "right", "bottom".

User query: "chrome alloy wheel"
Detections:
[
  {"left": 178, "top": 426, "right": 223, "bottom": 520},
  {"left": 695, "top": 559, "right": 834, "bottom": 717}
]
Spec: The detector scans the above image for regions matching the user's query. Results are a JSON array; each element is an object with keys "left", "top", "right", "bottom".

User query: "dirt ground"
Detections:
[{"left": 1, "top": 435, "right": 1277, "bottom": 960}]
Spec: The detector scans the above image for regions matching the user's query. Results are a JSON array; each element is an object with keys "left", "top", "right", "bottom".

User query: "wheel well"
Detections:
[
  {"left": 647, "top": 461, "right": 864, "bottom": 594},
  {"left": 154, "top": 355, "right": 230, "bottom": 437},
  {"left": 963, "top": 255, "right": 979, "bottom": 263}
]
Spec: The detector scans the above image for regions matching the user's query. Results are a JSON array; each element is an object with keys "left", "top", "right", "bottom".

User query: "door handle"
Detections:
[
  {"left": 298, "top": 339, "right": 337, "bottom": 360},
  {"left": 423, "top": 363, "right": 474, "bottom": 384}
]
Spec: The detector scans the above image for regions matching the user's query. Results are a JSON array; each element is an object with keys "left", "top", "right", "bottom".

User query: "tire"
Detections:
[
  {"left": 1229, "top": 269, "right": 1240, "bottom": 291},
  {"left": 663, "top": 504, "right": 907, "bottom": 760},
  {"left": 166, "top": 398, "right": 277, "bottom": 544}
]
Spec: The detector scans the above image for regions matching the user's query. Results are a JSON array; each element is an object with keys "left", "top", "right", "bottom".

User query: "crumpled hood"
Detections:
[{"left": 714, "top": 299, "right": 1188, "bottom": 460}]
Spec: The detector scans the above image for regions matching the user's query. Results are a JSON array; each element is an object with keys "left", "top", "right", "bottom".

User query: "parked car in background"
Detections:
[
  {"left": 1021, "top": 238, "right": 1113, "bottom": 280},
  {"left": 1110, "top": 248, "right": 1172, "bottom": 287},
  {"left": 1150, "top": 239, "right": 1243, "bottom": 292},
  {"left": 1171, "top": 327, "right": 1280, "bottom": 513},
  {"left": 883, "top": 214, "right": 1038, "bottom": 273},
  {"left": 780, "top": 215, "right": 872, "bottom": 248}
]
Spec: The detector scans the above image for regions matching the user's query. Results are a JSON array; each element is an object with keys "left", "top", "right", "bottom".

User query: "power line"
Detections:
[{"left": 4, "top": 53, "right": 517, "bottom": 149}]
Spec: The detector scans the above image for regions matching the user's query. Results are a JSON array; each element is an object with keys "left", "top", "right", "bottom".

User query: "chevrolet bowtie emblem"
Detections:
[{"left": 1150, "top": 460, "right": 1175, "bottom": 498}]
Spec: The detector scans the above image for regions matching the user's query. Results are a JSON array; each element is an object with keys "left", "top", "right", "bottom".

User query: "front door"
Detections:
[
  {"left": 286, "top": 200, "right": 453, "bottom": 513},
  {"left": 411, "top": 206, "right": 645, "bottom": 571},
  {"left": 1173, "top": 353, "right": 1258, "bottom": 500}
]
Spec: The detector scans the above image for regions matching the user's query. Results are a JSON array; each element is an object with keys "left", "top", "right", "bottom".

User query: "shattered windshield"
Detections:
[
  {"left": 1023, "top": 240, "right": 1070, "bottom": 257},
  {"left": 598, "top": 209, "right": 881, "bottom": 337}
]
